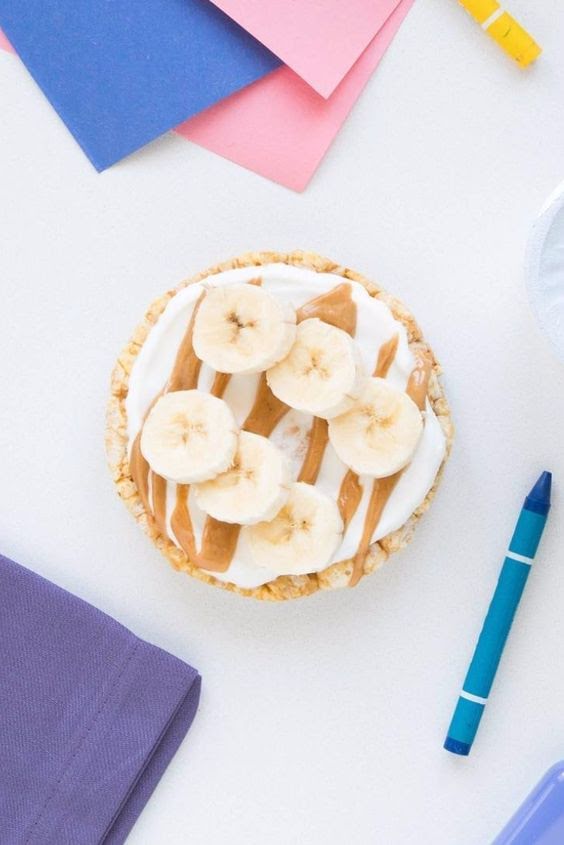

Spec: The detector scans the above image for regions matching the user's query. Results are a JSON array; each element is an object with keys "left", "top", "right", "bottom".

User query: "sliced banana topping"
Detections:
[
  {"left": 243, "top": 482, "right": 344, "bottom": 575},
  {"left": 266, "top": 318, "right": 365, "bottom": 419},
  {"left": 192, "top": 283, "right": 297, "bottom": 374},
  {"left": 328, "top": 377, "right": 423, "bottom": 478},
  {"left": 194, "top": 431, "right": 290, "bottom": 525},
  {"left": 140, "top": 390, "right": 238, "bottom": 484}
]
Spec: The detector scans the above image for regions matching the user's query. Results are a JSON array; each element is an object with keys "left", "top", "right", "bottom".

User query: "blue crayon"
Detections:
[{"left": 444, "top": 471, "right": 552, "bottom": 756}]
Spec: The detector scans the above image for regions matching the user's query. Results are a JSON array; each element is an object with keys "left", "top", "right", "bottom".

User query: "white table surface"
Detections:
[{"left": 1, "top": 2, "right": 564, "bottom": 843}]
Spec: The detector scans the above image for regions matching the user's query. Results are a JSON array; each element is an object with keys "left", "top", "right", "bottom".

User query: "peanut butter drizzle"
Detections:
[
  {"left": 348, "top": 351, "right": 432, "bottom": 587},
  {"left": 170, "top": 485, "right": 235, "bottom": 572},
  {"left": 336, "top": 333, "right": 400, "bottom": 531},
  {"left": 374, "top": 333, "right": 399, "bottom": 380},
  {"left": 349, "top": 473, "right": 402, "bottom": 588},
  {"left": 295, "top": 282, "right": 358, "bottom": 485},
  {"left": 338, "top": 470, "right": 363, "bottom": 530},
  {"left": 210, "top": 371, "right": 231, "bottom": 398},
  {"left": 167, "top": 291, "right": 205, "bottom": 392},
  {"left": 296, "top": 282, "right": 356, "bottom": 334},
  {"left": 298, "top": 417, "right": 329, "bottom": 484},
  {"left": 129, "top": 433, "right": 151, "bottom": 515},
  {"left": 199, "top": 519, "right": 241, "bottom": 572},
  {"left": 129, "top": 389, "right": 166, "bottom": 525},
  {"left": 170, "top": 485, "right": 196, "bottom": 559},
  {"left": 243, "top": 373, "right": 290, "bottom": 437},
  {"left": 151, "top": 473, "right": 168, "bottom": 536},
  {"left": 405, "top": 353, "right": 432, "bottom": 412},
  {"left": 244, "top": 282, "right": 357, "bottom": 439}
]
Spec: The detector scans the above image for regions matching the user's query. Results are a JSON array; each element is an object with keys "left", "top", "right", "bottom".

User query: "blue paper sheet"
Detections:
[{"left": 0, "top": 0, "right": 280, "bottom": 170}]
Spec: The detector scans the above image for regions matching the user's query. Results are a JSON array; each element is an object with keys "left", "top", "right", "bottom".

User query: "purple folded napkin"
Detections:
[{"left": 0, "top": 554, "right": 201, "bottom": 845}]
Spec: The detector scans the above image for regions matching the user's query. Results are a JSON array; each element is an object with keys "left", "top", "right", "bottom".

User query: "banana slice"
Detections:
[
  {"left": 140, "top": 390, "right": 238, "bottom": 483},
  {"left": 243, "top": 482, "right": 343, "bottom": 574},
  {"left": 192, "top": 283, "right": 296, "bottom": 374},
  {"left": 194, "top": 431, "right": 290, "bottom": 525},
  {"left": 266, "top": 318, "right": 365, "bottom": 419},
  {"left": 328, "top": 377, "right": 423, "bottom": 478}
]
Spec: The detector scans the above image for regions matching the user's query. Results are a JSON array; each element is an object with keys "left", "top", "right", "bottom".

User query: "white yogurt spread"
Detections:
[{"left": 126, "top": 264, "right": 446, "bottom": 588}]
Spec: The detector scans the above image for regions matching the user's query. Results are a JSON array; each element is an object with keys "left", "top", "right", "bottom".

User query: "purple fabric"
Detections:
[{"left": 0, "top": 554, "right": 201, "bottom": 844}]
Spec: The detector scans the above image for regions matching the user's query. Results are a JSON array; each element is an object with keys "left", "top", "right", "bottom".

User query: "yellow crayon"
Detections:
[{"left": 457, "top": 0, "right": 541, "bottom": 67}]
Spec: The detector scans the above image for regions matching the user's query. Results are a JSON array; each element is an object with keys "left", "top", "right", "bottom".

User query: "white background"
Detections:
[{"left": 1, "top": 2, "right": 564, "bottom": 842}]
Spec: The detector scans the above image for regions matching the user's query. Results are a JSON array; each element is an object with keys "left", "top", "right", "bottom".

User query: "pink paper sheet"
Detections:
[
  {"left": 176, "top": 0, "right": 413, "bottom": 192},
  {"left": 210, "top": 0, "right": 402, "bottom": 98},
  {"left": 0, "top": 29, "right": 13, "bottom": 52},
  {"left": 1, "top": 0, "right": 412, "bottom": 191}
]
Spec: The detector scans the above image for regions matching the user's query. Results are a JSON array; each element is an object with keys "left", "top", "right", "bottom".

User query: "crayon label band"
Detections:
[
  {"left": 506, "top": 550, "right": 534, "bottom": 566},
  {"left": 460, "top": 690, "right": 488, "bottom": 706},
  {"left": 481, "top": 7, "right": 504, "bottom": 30}
]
